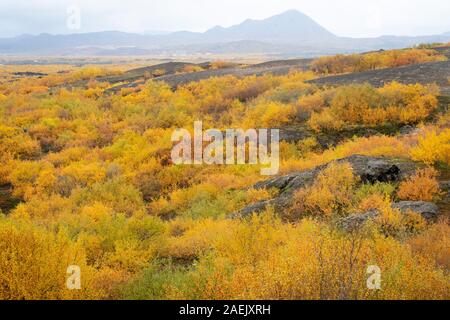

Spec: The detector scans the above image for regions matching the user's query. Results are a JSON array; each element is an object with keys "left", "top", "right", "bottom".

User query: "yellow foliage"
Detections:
[
  {"left": 210, "top": 61, "right": 235, "bottom": 70},
  {"left": 397, "top": 168, "right": 442, "bottom": 201},
  {"left": 409, "top": 220, "right": 450, "bottom": 269},
  {"left": 160, "top": 219, "right": 235, "bottom": 262},
  {"left": 311, "top": 49, "right": 447, "bottom": 75},
  {"left": 152, "top": 69, "right": 166, "bottom": 77},
  {"left": 375, "top": 199, "right": 427, "bottom": 237},
  {"left": 0, "top": 63, "right": 448, "bottom": 300},
  {"left": 298, "top": 93, "right": 325, "bottom": 115},
  {"left": 309, "top": 109, "right": 344, "bottom": 132},
  {"left": 0, "top": 218, "right": 102, "bottom": 299},
  {"left": 290, "top": 162, "right": 358, "bottom": 218},
  {"left": 357, "top": 193, "right": 388, "bottom": 212},
  {"left": 8, "top": 161, "right": 55, "bottom": 200},
  {"left": 181, "top": 65, "right": 204, "bottom": 73},
  {"left": 260, "top": 102, "right": 296, "bottom": 128},
  {"left": 60, "top": 161, "right": 107, "bottom": 188},
  {"left": 309, "top": 82, "right": 439, "bottom": 131},
  {"left": 182, "top": 216, "right": 449, "bottom": 300},
  {"left": 0, "top": 125, "right": 41, "bottom": 159},
  {"left": 410, "top": 128, "right": 450, "bottom": 166}
]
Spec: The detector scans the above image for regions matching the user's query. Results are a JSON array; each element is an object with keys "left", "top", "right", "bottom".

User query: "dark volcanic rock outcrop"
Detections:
[
  {"left": 359, "top": 159, "right": 401, "bottom": 184},
  {"left": 392, "top": 201, "right": 440, "bottom": 221},
  {"left": 338, "top": 210, "right": 379, "bottom": 231},
  {"left": 308, "top": 60, "right": 450, "bottom": 95},
  {"left": 232, "top": 155, "right": 416, "bottom": 219},
  {"left": 339, "top": 201, "right": 439, "bottom": 231},
  {"left": 0, "top": 184, "right": 20, "bottom": 213},
  {"left": 105, "top": 59, "right": 312, "bottom": 93}
]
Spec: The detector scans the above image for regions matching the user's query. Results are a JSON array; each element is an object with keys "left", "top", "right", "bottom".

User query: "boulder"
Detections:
[
  {"left": 359, "top": 159, "right": 400, "bottom": 184},
  {"left": 279, "top": 128, "right": 311, "bottom": 144},
  {"left": 0, "top": 184, "right": 20, "bottom": 214},
  {"left": 339, "top": 201, "right": 439, "bottom": 231},
  {"left": 253, "top": 173, "right": 298, "bottom": 191},
  {"left": 439, "top": 180, "right": 450, "bottom": 196},
  {"left": 392, "top": 201, "right": 439, "bottom": 221},
  {"left": 232, "top": 155, "right": 416, "bottom": 219},
  {"left": 399, "top": 125, "right": 418, "bottom": 135},
  {"left": 339, "top": 210, "right": 379, "bottom": 231},
  {"left": 228, "top": 200, "right": 275, "bottom": 219}
]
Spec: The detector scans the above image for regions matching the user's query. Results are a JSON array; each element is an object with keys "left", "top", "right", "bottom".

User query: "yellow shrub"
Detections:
[
  {"left": 8, "top": 161, "right": 55, "bottom": 200},
  {"left": 181, "top": 65, "right": 204, "bottom": 73},
  {"left": 152, "top": 69, "right": 166, "bottom": 77},
  {"left": 210, "top": 61, "right": 235, "bottom": 70},
  {"left": 309, "top": 109, "right": 344, "bottom": 132},
  {"left": 397, "top": 168, "right": 442, "bottom": 201},
  {"left": 309, "top": 82, "right": 439, "bottom": 131},
  {"left": 375, "top": 200, "right": 427, "bottom": 237},
  {"left": 159, "top": 219, "right": 235, "bottom": 262},
  {"left": 357, "top": 193, "right": 388, "bottom": 212},
  {"left": 408, "top": 220, "right": 450, "bottom": 269},
  {"left": 0, "top": 218, "right": 102, "bottom": 299},
  {"left": 410, "top": 128, "right": 450, "bottom": 165},
  {"left": 311, "top": 49, "right": 446, "bottom": 75},
  {"left": 298, "top": 92, "right": 325, "bottom": 114},
  {"left": 290, "top": 162, "right": 358, "bottom": 218},
  {"left": 183, "top": 217, "right": 449, "bottom": 300}
]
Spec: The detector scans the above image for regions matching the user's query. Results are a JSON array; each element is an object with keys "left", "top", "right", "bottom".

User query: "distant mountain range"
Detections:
[{"left": 1, "top": 10, "right": 449, "bottom": 57}]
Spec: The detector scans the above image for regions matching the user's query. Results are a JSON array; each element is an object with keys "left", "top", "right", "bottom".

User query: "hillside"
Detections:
[
  {"left": 92, "top": 47, "right": 450, "bottom": 94},
  {"left": 308, "top": 60, "right": 450, "bottom": 95}
]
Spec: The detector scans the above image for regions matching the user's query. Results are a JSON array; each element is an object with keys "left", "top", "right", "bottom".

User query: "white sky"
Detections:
[{"left": 1, "top": 0, "right": 449, "bottom": 38}]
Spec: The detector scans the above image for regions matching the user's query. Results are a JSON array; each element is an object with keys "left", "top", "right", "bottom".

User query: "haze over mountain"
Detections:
[
  {"left": 202, "top": 10, "right": 337, "bottom": 42},
  {"left": 0, "top": 10, "right": 449, "bottom": 57}
]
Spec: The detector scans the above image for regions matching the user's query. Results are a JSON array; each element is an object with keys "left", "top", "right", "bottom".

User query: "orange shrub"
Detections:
[
  {"left": 408, "top": 220, "right": 450, "bottom": 269},
  {"left": 397, "top": 168, "right": 442, "bottom": 202}
]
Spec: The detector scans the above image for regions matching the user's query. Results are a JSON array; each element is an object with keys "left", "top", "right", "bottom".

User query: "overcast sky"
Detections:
[{"left": 1, "top": 0, "right": 449, "bottom": 38}]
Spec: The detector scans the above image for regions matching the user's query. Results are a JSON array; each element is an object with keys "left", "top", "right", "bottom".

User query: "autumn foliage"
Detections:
[
  {"left": 308, "top": 82, "right": 439, "bottom": 131},
  {"left": 0, "top": 53, "right": 449, "bottom": 300},
  {"left": 397, "top": 168, "right": 442, "bottom": 202},
  {"left": 311, "top": 48, "right": 447, "bottom": 75}
]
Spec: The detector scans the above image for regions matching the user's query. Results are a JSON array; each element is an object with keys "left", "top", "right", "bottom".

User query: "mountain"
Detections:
[
  {"left": 0, "top": 31, "right": 152, "bottom": 55},
  {"left": 0, "top": 10, "right": 449, "bottom": 57},
  {"left": 202, "top": 10, "right": 337, "bottom": 43}
]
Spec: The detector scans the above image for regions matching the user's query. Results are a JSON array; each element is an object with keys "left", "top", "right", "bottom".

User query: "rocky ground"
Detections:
[
  {"left": 57, "top": 47, "right": 450, "bottom": 95},
  {"left": 104, "top": 58, "right": 312, "bottom": 93},
  {"left": 232, "top": 155, "right": 417, "bottom": 218},
  {"left": 308, "top": 60, "right": 450, "bottom": 95},
  {"left": 98, "top": 62, "right": 204, "bottom": 84},
  {"left": 232, "top": 154, "right": 449, "bottom": 230}
]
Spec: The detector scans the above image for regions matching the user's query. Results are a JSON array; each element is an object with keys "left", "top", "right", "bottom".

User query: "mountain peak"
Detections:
[
  {"left": 3, "top": 11, "right": 448, "bottom": 56},
  {"left": 204, "top": 10, "right": 336, "bottom": 43},
  {"left": 275, "top": 9, "right": 308, "bottom": 17}
]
